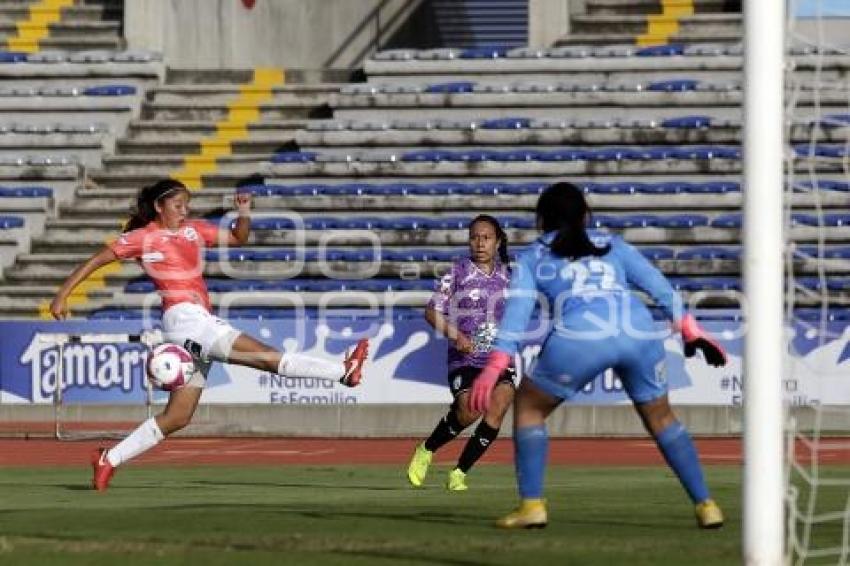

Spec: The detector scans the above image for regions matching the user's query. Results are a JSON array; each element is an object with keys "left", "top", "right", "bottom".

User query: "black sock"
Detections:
[
  {"left": 423, "top": 410, "right": 464, "bottom": 452},
  {"left": 457, "top": 421, "right": 499, "bottom": 473}
]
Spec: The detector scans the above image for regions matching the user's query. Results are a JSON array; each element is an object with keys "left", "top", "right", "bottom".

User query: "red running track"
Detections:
[{"left": 0, "top": 437, "right": 752, "bottom": 468}]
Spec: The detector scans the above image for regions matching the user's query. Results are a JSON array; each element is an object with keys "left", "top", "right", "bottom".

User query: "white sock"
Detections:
[
  {"left": 277, "top": 353, "right": 344, "bottom": 380},
  {"left": 106, "top": 417, "right": 165, "bottom": 467}
]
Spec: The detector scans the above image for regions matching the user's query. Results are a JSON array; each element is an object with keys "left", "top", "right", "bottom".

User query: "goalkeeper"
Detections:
[{"left": 469, "top": 182, "right": 727, "bottom": 530}]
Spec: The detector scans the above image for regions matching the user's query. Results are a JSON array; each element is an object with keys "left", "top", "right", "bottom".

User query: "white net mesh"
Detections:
[{"left": 785, "top": 1, "right": 850, "bottom": 563}]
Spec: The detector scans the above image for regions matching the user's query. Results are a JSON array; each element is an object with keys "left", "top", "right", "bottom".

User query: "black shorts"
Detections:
[{"left": 447, "top": 366, "right": 516, "bottom": 397}]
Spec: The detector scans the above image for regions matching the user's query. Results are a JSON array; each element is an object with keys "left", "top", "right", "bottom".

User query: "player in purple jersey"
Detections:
[{"left": 406, "top": 215, "right": 516, "bottom": 491}]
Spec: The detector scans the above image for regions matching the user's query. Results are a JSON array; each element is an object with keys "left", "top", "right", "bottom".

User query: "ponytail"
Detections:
[
  {"left": 124, "top": 178, "right": 188, "bottom": 232},
  {"left": 536, "top": 182, "right": 610, "bottom": 260}
]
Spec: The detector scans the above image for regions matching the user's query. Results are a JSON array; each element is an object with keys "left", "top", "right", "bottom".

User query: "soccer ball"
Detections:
[{"left": 146, "top": 343, "right": 196, "bottom": 391}]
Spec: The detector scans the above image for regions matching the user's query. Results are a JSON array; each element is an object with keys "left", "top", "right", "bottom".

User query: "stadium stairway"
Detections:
[
  {"left": 0, "top": 3, "right": 848, "bottom": 319},
  {"left": 0, "top": 0, "right": 123, "bottom": 52},
  {"left": 559, "top": 0, "right": 743, "bottom": 46}
]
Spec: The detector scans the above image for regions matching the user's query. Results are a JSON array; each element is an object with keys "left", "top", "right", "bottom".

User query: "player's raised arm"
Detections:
[
  {"left": 614, "top": 237, "right": 726, "bottom": 367},
  {"left": 49, "top": 245, "right": 119, "bottom": 320},
  {"left": 226, "top": 189, "right": 252, "bottom": 247}
]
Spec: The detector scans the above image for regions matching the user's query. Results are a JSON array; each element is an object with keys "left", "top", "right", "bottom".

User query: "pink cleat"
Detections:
[
  {"left": 91, "top": 448, "right": 116, "bottom": 492},
  {"left": 341, "top": 339, "right": 369, "bottom": 387}
]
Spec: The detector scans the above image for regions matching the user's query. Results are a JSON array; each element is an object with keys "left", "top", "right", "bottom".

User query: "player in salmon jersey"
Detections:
[
  {"left": 406, "top": 215, "right": 515, "bottom": 491},
  {"left": 49, "top": 178, "right": 369, "bottom": 491}
]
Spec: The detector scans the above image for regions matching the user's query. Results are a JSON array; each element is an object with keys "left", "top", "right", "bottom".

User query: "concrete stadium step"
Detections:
[
  {"left": 27, "top": 221, "right": 850, "bottom": 251},
  {"left": 115, "top": 137, "right": 297, "bottom": 157},
  {"left": 556, "top": 32, "right": 741, "bottom": 46},
  {"left": 140, "top": 102, "right": 323, "bottom": 122},
  {"left": 0, "top": 4, "right": 109, "bottom": 21},
  {"left": 99, "top": 153, "right": 270, "bottom": 175},
  {"left": 58, "top": 186, "right": 850, "bottom": 213},
  {"left": 124, "top": 120, "right": 307, "bottom": 142},
  {"left": 296, "top": 126, "right": 850, "bottom": 148},
  {"left": 147, "top": 84, "right": 342, "bottom": 105},
  {"left": 165, "top": 68, "right": 354, "bottom": 86},
  {"left": 0, "top": 36, "right": 121, "bottom": 50},
  {"left": 570, "top": 13, "right": 742, "bottom": 36},
  {"left": 0, "top": 20, "right": 119, "bottom": 38},
  {"left": 585, "top": 0, "right": 737, "bottom": 16}
]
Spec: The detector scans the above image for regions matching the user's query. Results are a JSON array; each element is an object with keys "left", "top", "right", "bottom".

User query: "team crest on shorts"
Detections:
[{"left": 654, "top": 360, "right": 668, "bottom": 386}]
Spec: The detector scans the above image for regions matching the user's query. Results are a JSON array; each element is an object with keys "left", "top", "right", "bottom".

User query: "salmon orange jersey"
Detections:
[{"left": 109, "top": 219, "right": 221, "bottom": 313}]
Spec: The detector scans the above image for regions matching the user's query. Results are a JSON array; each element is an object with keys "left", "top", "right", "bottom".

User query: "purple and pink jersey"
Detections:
[{"left": 428, "top": 257, "right": 511, "bottom": 370}]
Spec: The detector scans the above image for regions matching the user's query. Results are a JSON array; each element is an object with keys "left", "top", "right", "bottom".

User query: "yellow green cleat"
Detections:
[
  {"left": 695, "top": 499, "right": 724, "bottom": 529},
  {"left": 496, "top": 499, "right": 548, "bottom": 529},
  {"left": 406, "top": 443, "right": 432, "bottom": 487},
  {"left": 446, "top": 468, "right": 468, "bottom": 491}
]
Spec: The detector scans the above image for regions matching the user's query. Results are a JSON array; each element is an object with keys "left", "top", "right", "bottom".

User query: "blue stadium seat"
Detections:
[
  {"left": 0, "top": 52, "right": 26, "bottom": 63},
  {"left": 339, "top": 216, "right": 391, "bottom": 230},
  {"left": 827, "top": 279, "right": 850, "bottom": 291},
  {"left": 425, "top": 81, "right": 476, "bottom": 94},
  {"left": 505, "top": 181, "right": 547, "bottom": 195},
  {"left": 661, "top": 115, "right": 712, "bottom": 128},
  {"left": 480, "top": 117, "right": 532, "bottom": 129},
  {"left": 304, "top": 217, "right": 343, "bottom": 230},
  {"left": 618, "top": 214, "right": 660, "bottom": 228},
  {"left": 321, "top": 183, "right": 371, "bottom": 196},
  {"left": 434, "top": 216, "right": 474, "bottom": 230},
  {"left": 590, "top": 182, "right": 642, "bottom": 194},
  {"left": 826, "top": 247, "right": 850, "bottom": 259},
  {"left": 687, "top": 181, "right": 741, "bottom": 193},
  {"left": 710, "top": 214, "right": 742, "bottom": 228},
  {"left": 384, "top": 216, "right": 434, "bottom": 230},
  {"left": 672, "top": 277, "right": 741, "bottom": 291},
  {"left": 271, "top": 151, "right": 317, "bottom": 163},
  {"left": 251, "top": 217, "right": 295, "bottom": 230},
  {"left": 794, "top": 144, "right": 848, "bottom": 158},
  {"left": 244, "top": 184, "right": 323, "bottom": 197},
  {"left": 82, "top": 84, "right": 137, "bottom": 96},
  {"left": 491, "top": 149, "right": 547, "bottom": 161},
  {"left": 401, "top": 149, "right": 455, "bottom": 162},
  {"left": 465, "top": 181, "right": 513, "bottom": 195},
  {"left": 445, "top": 149, "right": 497, "bottom": 162},
  {"left": 815, "top": 114, "right": 850, "bottom": 128},
  {"left": 125, "top": 279, "right": 155, "bottom": 293},
  {"left": 791, "top": 213, "right": 818, "bottom": 226},
  {"left": 204, "top": 249, "right": 254, "bottom": 262},
  {"left": 415, "top": 182, "right": 464, "bottom": 195},
  {"left": 589, "top": 215, "right": 618, "bottom": 228},
  {"left": 655, "top": 214, "right": 709, "bottom": 228},
  {"left": 537, "top": 148, "right": 589, "bottom": 161},
  {"left": 460, "top": 46, "right": 509, "bottom": 59},
  {"left": 0, "top": 216, "right": 24, "bottom": 229},
  {"left": 677, "top": 247, "right": 741, "bottom": 260},
  {"left": 639, "top": 247, "right": 676, "bottom": 260},
  {"left": 823, "top": 213, "right": 850, "bottom": 227},
  {"left": 794, "top": 180, "right": 850, "bottom": 192},
  {"left": 587, "top": 147, "right": 648, "bottom": 161},
  {"left": 0, "top": 186, "right": 52, "bottom": 197},
  {"left": 635, "top": 44, "right": 685, "bottom": 57},
  {"left": 669, "top": 146, "right": 741, "bottom": 159},
  {"left": 380, "top": 183, "right": 421, "bottom": 195},
  {"left": 497, "top": 216, "right": 535, "bottom": 229},
  {"left": 647, "top": 79, "right": 699, "bottom": 92},
  {"left": 637, "top": 181, "right": 687, "bottom": 194}
]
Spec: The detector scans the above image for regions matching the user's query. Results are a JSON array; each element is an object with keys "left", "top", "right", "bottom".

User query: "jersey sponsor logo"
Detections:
[
  {"left": 141, "top": 251, "right": 165, "bottom": 263},
  {"left": 181, "top": 226, "right": 199, "bottom": 242}
]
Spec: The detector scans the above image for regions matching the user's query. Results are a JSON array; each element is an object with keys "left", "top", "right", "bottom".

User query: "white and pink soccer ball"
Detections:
[{"left": 146, "top": 343, "right": 196, "bottom": 391}]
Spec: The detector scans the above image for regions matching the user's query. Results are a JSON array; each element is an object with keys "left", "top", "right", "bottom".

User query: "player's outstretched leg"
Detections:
[{"left": 635, "top": 395, "right": 723, "bottom": 529}]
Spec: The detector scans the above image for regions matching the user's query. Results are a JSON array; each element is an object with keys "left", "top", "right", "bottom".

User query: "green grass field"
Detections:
[{"left": 0, "top": 464, "right": 746, "bottom": 565}]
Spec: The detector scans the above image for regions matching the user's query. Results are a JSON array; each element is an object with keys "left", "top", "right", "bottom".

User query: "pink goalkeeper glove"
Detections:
[
  {"left": 675, "top": 314, "right": 727, "bottom": 367},
  {"left": 469, "top": 351, "right": 511, "bottom": 413}
]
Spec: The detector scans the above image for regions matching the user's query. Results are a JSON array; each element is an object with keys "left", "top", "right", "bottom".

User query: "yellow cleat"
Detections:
[
  {"left": 406, "top": 443, "right": 432, "bottom": 487},
  {"left": 695, "top": 499, "right": 724, "bottom": 529},
  {"left": 496, "top": 499, "right": 548, "bottom": 529},
  {"left": 446, "top": 468, "right": 468, "bottom": 491}
]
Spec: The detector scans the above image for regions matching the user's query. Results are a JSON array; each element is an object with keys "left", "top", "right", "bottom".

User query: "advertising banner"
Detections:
[{"left": 1, "top": 314, "right": 847, "bottom": 405}]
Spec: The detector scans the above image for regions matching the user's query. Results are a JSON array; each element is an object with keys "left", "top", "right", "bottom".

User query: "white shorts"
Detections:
[{"left": 161, "top": 303, "right": 241, "bottom": 387}]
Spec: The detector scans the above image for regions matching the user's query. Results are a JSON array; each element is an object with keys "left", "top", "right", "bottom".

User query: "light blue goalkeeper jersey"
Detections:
[{"left": 493, "top": 230, "right": 684, "bottom": 357}]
